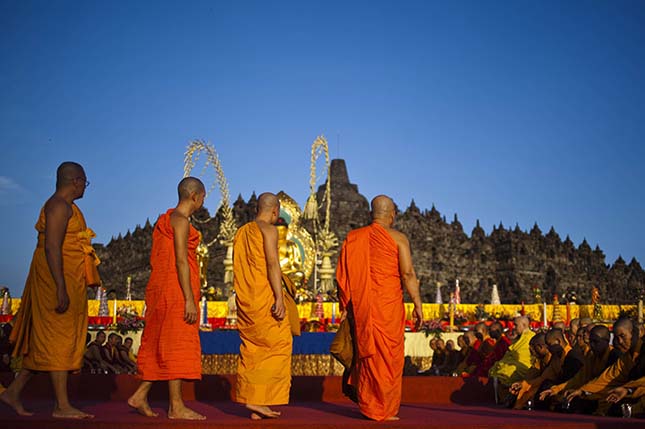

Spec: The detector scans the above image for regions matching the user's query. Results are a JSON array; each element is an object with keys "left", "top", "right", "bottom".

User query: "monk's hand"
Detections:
[
  {"left": 55, "top": 287, "right": 70, "bottom": 313},
  {"left": 413, "top": 305, "right": 424, "bottom": 330},
  {"left": 606, "top": 387, "right": 627, "bottom": 403},
  {"left": 271, "top": 297, "right": 286, "bottom": 321},
  {"left": 184, "top": 300, "right": 198, "bottom": 324},
  {"left": 565, "top": 389, "right": 583, "bottom": 402},
  {"left": 538, "top": 389, "right": 553, "bottom": 401}
]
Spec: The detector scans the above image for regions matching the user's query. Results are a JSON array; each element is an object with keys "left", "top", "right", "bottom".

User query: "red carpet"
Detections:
[{"left": 0, "top": 374, "right": 641, "bottom": 428}]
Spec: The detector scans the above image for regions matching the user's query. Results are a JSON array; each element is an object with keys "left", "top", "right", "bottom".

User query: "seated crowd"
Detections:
[
  {"left": 424, "top": 315, "right": 645, "bottom": 418},
  {"left": 83, "top": 331, "right": 137, "bottom": 374}
]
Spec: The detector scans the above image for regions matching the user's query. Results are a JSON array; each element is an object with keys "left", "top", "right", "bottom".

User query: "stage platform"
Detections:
[{"left": 1, "top": 374, "right": 641, "bottom": 428}]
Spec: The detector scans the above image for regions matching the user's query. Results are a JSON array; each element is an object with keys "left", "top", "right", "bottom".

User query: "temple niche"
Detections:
[{"left": 94, "top": 159, "right": 645, "bottom": 304}]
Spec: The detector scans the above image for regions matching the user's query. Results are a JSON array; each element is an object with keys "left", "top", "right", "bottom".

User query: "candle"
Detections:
[
  {"left": 638, "top": 299, "right": 643, "bottom": 324},
  {"left": 199, "top": 296, "right": 205, "bottom": 325},
  {"left": 331, "top": 302, "right": 336, "bottom": 324},
  {"left": 449, "top": 292, "right": 455, "bottom": 332},
  {"left": 543, "top": 302, "right": 547, "bottom": 328},
  {"left": 113, "top": 297, "right": 117, "bottom": 325}
]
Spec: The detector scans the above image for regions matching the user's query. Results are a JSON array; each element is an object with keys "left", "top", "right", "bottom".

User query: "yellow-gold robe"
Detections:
[
  {"left": 11, "top": 204, "right": 99, "bottom": 371},
  {"left": 233, "top": 222, "right": 292, "bottom": 405}
]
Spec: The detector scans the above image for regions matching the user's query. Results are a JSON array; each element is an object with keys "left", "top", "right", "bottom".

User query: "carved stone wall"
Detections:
[{"left": 94, "top": 159, "right": 644, "bottom": 304}]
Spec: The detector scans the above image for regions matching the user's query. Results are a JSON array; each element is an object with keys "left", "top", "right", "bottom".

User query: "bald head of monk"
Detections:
[
  {"left": 589, "top": 325, "right": 611, "bottom": 355},
  {"left": 256, "top": 192, "right": 280, "bottom": 224},
  {"left": 530, "top": 332, "right": 548, "bottom": 358},
  {"left": 178, "top": 177, "right": 205, "bottom": 201},
  {"left": 56, "top": 161, "right": 87, "bottom": 198},
  {"left": 613, "top": 318, "right": 639, "bottom": 354},
  {"left": 546, "top": 328, "right": 567, "bottom": 357},
  {"left": 513, "top": 316, "right": 530, "bottom": 336},
  {"left": 371, "top": 195, "right": 395, "bottom": 226}
]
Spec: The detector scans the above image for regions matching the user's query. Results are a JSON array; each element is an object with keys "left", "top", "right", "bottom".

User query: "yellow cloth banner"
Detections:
[{"left": 3, "top": 299, "right": 640, "bottom": 322}]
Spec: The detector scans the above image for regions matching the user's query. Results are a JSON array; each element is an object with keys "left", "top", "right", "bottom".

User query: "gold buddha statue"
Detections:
[{"left": 276, "top": 217, "right": 305, "bottom": 287}]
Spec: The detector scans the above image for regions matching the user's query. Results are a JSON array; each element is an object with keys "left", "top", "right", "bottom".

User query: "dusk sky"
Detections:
[{"left": 1, "top": 1, "right": 644, "bottom": 296}]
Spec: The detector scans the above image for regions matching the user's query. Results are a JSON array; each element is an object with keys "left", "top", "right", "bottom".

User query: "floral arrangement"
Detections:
[
  {"left": 115, "top": 304, "right": 145, "bottom": 334},
  {"left": 532, "top": 286, "right": 543, "bottom": 304},
  {"left": 419, "top": 319, "right": 444, "bottom": 338}
]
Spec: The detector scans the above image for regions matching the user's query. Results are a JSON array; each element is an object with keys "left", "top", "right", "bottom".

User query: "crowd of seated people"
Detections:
[
  {"left": 423, "top": 315, "right": 645, "bottom": 419},
  {"left": 83, "top": 330, "right": 137, "bottom": 374}
]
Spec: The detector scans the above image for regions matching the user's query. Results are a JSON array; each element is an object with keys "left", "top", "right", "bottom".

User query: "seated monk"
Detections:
[
  {"left": 124, "top": 337, "right": 137, "bottom": 363},
  {"left": 115, "top": 335, "right": 136, "bottom": 374},
  {"left": 489, "top": 316, "right": 535, "bottom": 388},
  {"left": 565, "top": 318, "right": 642, "bottom": 415},
  {"left": 430, "top": 339, "right": 448, "bottom": 375},
  {"left": 540, "top": 325, "right": 619, "bottom": 409},
  {"left": 489, "top": 321, "right": 512, "bottom": 365},
  {"left": 442, "top": 339, "right": 461, "bottom": 375},
  {"left": 509, "top": 333, "right": 551, "bottom": 409},
  {"left": 83, "top": 331, "right": 118, "bottom": 374},
  {"left": 473, "top": 322, "right": 497, "bottom": 377},
  {"left": 517, "top": 328, "right": 583, "bottom": 410},
  {"left": 455, "top": 331, "right": 481, "bottom": 376}
]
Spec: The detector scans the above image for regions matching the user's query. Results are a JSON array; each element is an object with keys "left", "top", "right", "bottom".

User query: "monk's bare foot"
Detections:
[
  {"left": 0, "top": 390, "right": 34, "bottom": 416},
  {"left": 168, "top": 405, "right": 206, "bottom": 420},
  {"left": 52, "top": 406, "right": 94, "bottom": 419},
  {"left": 246, "top": 404, "right": 280, "bottom": 419},
  {"left": 385, "top": 416, "right": 400, "bottom": 421},
  {"left": 127, "top": 396, "right": 159, "bottom": 417}
]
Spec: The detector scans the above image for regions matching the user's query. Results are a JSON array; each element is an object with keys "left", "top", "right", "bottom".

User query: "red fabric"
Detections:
[{"left": 136, "top": 209, "right": 202, "bottom": 381}]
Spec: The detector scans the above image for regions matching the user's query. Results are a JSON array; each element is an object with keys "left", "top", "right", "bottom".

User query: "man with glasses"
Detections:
[{"left": 1, "top": 162, "right": 100, "bottom": 419}]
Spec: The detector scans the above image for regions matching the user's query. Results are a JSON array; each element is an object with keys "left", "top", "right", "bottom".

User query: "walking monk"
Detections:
[
  {"left": 233, "top": 192, "right": 292, "bottom": 420},
  {"left": 1, "top": 162, "right": 100, "bottom": 418},
  {"left": 127, "top": 177, "right": 206, "bottom": 420},
  {"left": 336, "top": 195, "right": 424, "bottom": 421}
]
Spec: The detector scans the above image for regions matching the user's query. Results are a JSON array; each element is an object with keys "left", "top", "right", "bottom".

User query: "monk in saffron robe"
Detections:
[
  {"left": 127, "top": 177, "right": 206, "bottom": 420},
  {"left": 233, "top": 192, "right": 292, "bottom": 420},
  {"left": 336, "top": 195, "right": 424, "bottom": 421},
  {"left": 1, "top": 162, "right": 99, "bottom": 419}
]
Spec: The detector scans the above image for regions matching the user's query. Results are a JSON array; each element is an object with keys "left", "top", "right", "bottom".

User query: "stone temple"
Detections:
[{"left": 94, "top": 159, "right": 644, "bottom": 304}]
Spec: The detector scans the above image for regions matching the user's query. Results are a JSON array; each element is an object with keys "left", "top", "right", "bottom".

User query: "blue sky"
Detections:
[{"left": 1, "top": 1, "right": 644, "bottom": 296}]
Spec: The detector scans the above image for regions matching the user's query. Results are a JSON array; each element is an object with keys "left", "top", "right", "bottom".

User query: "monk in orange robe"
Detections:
[
  {"left": 336, "top": 195, "right": 424, "bottom": 421},
  {"left": 233, "top": 192, "right": 292, "bottom": 420},
  {"left": 1, "top": 162, "right": 99, "bottom": 419},
  {"left": 127, "top": 177, "right": 206, "bottom": 420}
]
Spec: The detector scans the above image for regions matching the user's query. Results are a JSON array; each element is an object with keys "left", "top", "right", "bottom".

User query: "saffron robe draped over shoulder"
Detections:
[
  {"left": 136, "top": 209, "right": 202, "bottom": 381},
  {"left": 336, "top": 223, "right": 405, "bottom": 421},
  {"left": 233, "top": 222, "right": 292, "bottom": 406},
  {"left": 11, "top": 204, "right": 98, "bottom": 371}
]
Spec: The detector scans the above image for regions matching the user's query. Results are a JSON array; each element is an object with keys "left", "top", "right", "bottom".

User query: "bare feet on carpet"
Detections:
[
  {"left": 0, "top": 390, "right": 34, "bottom": 416},
  {"left": 386, "top": 416, "right": 400, "bottom": 421},
  {"left": 127, "top": 395, "right": 159, "bottom": 417},
  {"left": 246, "top": 404, "right": 281, "bottom": 419},
  {"left": 168, "top": 404, "right": 206, "bottom": 420},
  {"left": 52, "top": 406, "right": 94, "bottom": 419}
]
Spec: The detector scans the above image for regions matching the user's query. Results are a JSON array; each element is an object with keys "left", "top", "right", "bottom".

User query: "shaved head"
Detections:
[
  {"left": 178, "top": 177, "right": 205, "bottom": 200},
  {"left": 590, "top": 325, "right": 610, "bottom": 341},
  {"left": 56, "top": 161, "right": 85, "bottom": 189},
  {"left": 530, "top": 332, "right": 546, "bottom": 346},
  {"left": 257, "top": 192, "right": 279, "bottom": 214},
  {"left": 546, "top": 328, "right": 565, "bottom": 344},
  {"left": 371, "top": 195, "right": 395, "bottom": 220}
]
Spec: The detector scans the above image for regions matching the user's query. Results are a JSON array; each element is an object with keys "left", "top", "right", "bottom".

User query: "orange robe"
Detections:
[
  {"left": 11, "top": 204, "right": 99, "bottom": 371},
  {"left": 233, "top": 222, "right": 292, "bottom": 405},
  {"left": 336, "top": 223, "right": 404, "bottom": 421},
  {"left": 136, "top": 209, "right": 202, "bottom": 381}
]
